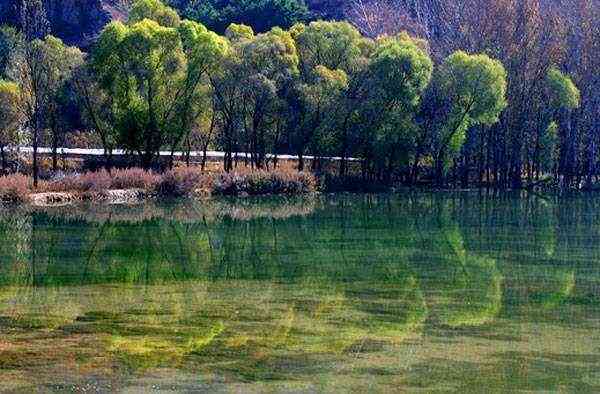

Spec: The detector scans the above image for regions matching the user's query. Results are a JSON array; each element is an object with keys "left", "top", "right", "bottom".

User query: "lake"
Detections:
[{"left": 0, "top": 193, "right": 599, "bottom": 392}]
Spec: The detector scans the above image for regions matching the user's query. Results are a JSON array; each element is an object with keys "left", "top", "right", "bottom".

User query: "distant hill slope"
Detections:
[
  {"left": 0, "top": 0, "right": 342, "bottom": 49},
  {"left": 0, "top": 0, "right": 127, "bottom": 48}
]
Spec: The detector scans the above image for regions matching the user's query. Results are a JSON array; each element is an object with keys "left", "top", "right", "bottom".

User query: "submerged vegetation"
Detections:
[{"left": 1, "top": 193, "right": 600, "bottom": 391}]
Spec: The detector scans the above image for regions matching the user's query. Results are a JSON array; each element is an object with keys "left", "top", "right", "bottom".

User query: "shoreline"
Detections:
[
  {"left": 28, "top": 189, "right": 150, "bottom": 207},
  {"left": 14, "top": 187, "right": 598, "bottom": 209}
]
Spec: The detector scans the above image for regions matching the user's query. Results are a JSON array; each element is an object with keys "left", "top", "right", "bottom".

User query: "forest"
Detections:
[{"left": 0, "top": 0, "right": 597, "bottom": 191}]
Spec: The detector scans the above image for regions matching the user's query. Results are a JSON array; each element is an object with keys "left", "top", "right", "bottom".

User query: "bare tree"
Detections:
[
  {"left": 20, "top": 0, "right": 49, "bottom": 41},
  {"left": 345, "top": 0, "right": 425, "bottom": 38}
]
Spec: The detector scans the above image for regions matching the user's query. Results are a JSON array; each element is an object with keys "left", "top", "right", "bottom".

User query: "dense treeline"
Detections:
[
  {"left": 347, "top": 0, "right": 598, "bottom": 190},
  {"left": 0, "top": 0, "right": 596, "bottom": 191}
]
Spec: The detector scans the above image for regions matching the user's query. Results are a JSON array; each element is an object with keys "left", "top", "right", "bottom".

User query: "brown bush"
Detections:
[
  {"left": 156, "top": 166, "right": 212, "bottom": 197},
  {"left": 0, "top": 174, "right": 31, "bottom": 203},
  {"left": 110, "top": 168, "right": 160, "bottom": 191},
  {"left": 44, "top": 170, "right": 112, "bottom": 193},
  {"left": 1, "top": 165, "right": 317, "bottom": 203},
  {"left": 212, "top": 168, "right": 316, "bottom": 196}
]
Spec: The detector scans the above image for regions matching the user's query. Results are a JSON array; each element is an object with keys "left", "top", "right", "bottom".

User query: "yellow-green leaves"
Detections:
[
  {"left": 0, "top": 80, "right": 21, "bottom": 145},
  {"left": 370, "top": 34, "right": 433, "bottom": 107},
  {"left": 225, "top": 23, "right": 255, "bottom": 42},
  {"left": 122, "top": 19, "right": 185, "bottom": 76},
  {"left": 92, "top": 21, "right": 129, "bottom": 87},
  {"left": 313, "top": 65, "right": 348, "bottom": 90},
  {"left": 241, "top": 27, "right": 299, "bottom": 80},
  {"left": 179, "top": 20, "right": 229, "bottom": 74},
  {"left": 299, "top": 65, "right": 347, "bottom": 114},
  {"left": 294, "top": 21, "right": 363, "bottom": 74},
  {"left": 431, "top": 51, "right": 507, "bottom": 176},
  {"left": 546, "top": 67, "right": 580, "bottom": 109},
  {"left": 439, "top": 51, "right": 507, "bottom": 126},
  {"left": 91, "top": 3, "right": 226, "bottom": 165},
  {"left": 129, "top": 0, "right": 181, "bottom": 27},
  {"left": 0, "top": 80, "right": 19, "bottom": 101}
]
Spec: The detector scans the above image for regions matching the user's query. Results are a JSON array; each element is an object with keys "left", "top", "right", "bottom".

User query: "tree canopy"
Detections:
[
  {"left": 431, "top": 51, "right": 507, "bottom": 179},
  {"left": 170, "top": 0, "right": 310, "bottom": 34},
  {"left": 89, "top": 10, "right": 228, "bottom": 166}
]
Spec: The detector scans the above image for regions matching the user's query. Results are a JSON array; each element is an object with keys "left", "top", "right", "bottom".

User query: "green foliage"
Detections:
[
  {"left": 546, "top": 67, "right": 580, "bottom": 109},
  {"left": 0, "top": 26, "right": 22, "bottom": 79},
  {"left": 178, "top": 20, "right": 229, "bottom": 73},
  {"left": 313, "top": 65, "right": 348, "bottom": 89},
  {"left": 293, "top": 21, "right": 363, "bottom": 75},
  {"left": 6, "top": 34, "right": 83, "bottom": 184},
  {"left": 241, "top": 27, "right": 299, "bottom": 79},
  {"left": 91, "top": 2, "right": 227, "bottom": 166},
  {"left": 538, "top": 121, "right": 559, "bottom": 172},
  {"left": 94, "top": 18, "right": 186, "bottom": 157},
  {"left": 0, "top": 79, "right": 21, "bottom": 147},
  {"left": 211, "top": 25, "right": 301, "bottom": 168},
  {"left": 129, "top": 0, "right": 182, "bottom": 27},
  {"left": 171, "top": 0, "right": 310, "bottom": 34},
  {"left": 438, "top": 51, "right": 507, "bottom": 127},
  {"left": 351, "top": 33, "right": 433, "bottom": 175},
  {"left": 224, "top": 23, "right": 254, "bottom": 41},
  {"left": 369, "top": 33, "right": 433, "bottom": 108},
  {"left": 433, "top": 51, "right": 507, "bottom": 174}
]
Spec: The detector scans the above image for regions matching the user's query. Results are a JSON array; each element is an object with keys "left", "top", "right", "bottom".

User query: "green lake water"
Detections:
[{"left": 0, "top": 193, "right": 599, "bottom": 392}]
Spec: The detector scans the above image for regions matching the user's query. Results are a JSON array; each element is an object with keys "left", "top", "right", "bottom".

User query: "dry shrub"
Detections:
[
  {"left": 2, "top": 165, "right": 316, "bottom": 203},
  {"left": 156, "top": 166, "right": 212, "bottom": 197},
  {"left": 0, "top": 174, "right": 31, "bottom": 203},
  {"left": 213, "top": 169, "right": 316, "bottom": 196},
  {"left": 44, "top": 170, "right": 112, "bottom": 193},
  {"left": 17, "top": 156, "right": 84, "bottom": 178},
  {"left": 44, "top": 169, "right": 160, "bottom": 194},
  {"left": 110, "top": 168, "right": 160, "bottom": 191}
]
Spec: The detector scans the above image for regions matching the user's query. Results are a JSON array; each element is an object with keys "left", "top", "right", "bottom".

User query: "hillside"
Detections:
[
  {"left": 0, "top": 0, "right": 127, "bottom": 48},
  {"left": 0, "top": 0, "right": 347, "bottom": 49}
]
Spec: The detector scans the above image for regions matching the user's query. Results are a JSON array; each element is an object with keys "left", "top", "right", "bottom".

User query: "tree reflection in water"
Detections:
[{"left": 0, "top": 193, "right": 599, "bottom": 391}]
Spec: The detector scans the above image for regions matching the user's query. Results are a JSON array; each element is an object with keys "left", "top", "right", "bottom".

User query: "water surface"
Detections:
[{"left": 1, "top": 193, "right": 599, "bottom": 392}]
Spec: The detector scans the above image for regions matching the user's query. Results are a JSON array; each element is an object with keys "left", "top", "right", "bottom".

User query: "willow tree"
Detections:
[
  {"left": 212, "top": 24, "right": 298, "bottom": 170},
  {"left": 0, "top": 80, "right": 22, "bottom": 172},
  {"left": 291, "top": 21, "right": 367, "bottom": 174},
  {"left": 360, "top": 32, "right": 433, "bottom": 180},
  {"left": 9, "top": 35, "right": 83, "bottom": 186},
  {"left": 129, "top": 0, "right": 182, "bottom": 27},
  {"left": 545, "top": 67, "right": 580, "bottom": 188},
  {"left": 432, "top": 51, "right": 507, "bottom": 184},
  {"left": 90, "top": 0, "right": 227, "bottom": 168},
  {"left": 288, "top": 65, "right": 348, "bottom": 171},
  {"left": 239, "top": 27, "right": 298, "bottom": 169}
]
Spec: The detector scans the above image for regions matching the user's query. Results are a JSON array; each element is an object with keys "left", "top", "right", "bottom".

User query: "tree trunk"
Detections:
[
  {"left": 0, "top": 145, "right": 6, "bottom": 174},
  {"left": 185, "top": 141, "right": 191, "bottom": 167},
  {"left": 297, "top": 151, "right": 304, "bottom": 172},
  {"left": 32, "top": 122, "right": 39, "bottom": 189},
  {"left": 201, "top": 146, "right": 208, "bottom": 171},
  {"left": 411, "top": 151, "right": 421, "bottom": 185},
  {"left": 435, "top": 148, "right": 446, "bottom": 187},
  {"left": 52, "top": 134, "right": 58, "bottom": 173}
]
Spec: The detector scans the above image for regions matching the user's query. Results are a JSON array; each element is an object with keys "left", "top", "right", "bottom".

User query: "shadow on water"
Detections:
[{"left": 1, "top": 192, "right": 600, "bottom": 391}]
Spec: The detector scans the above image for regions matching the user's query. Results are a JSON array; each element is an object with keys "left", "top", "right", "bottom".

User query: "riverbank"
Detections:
[{"left": 0, "top": 166, "right": 317, "bottom": 206}]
